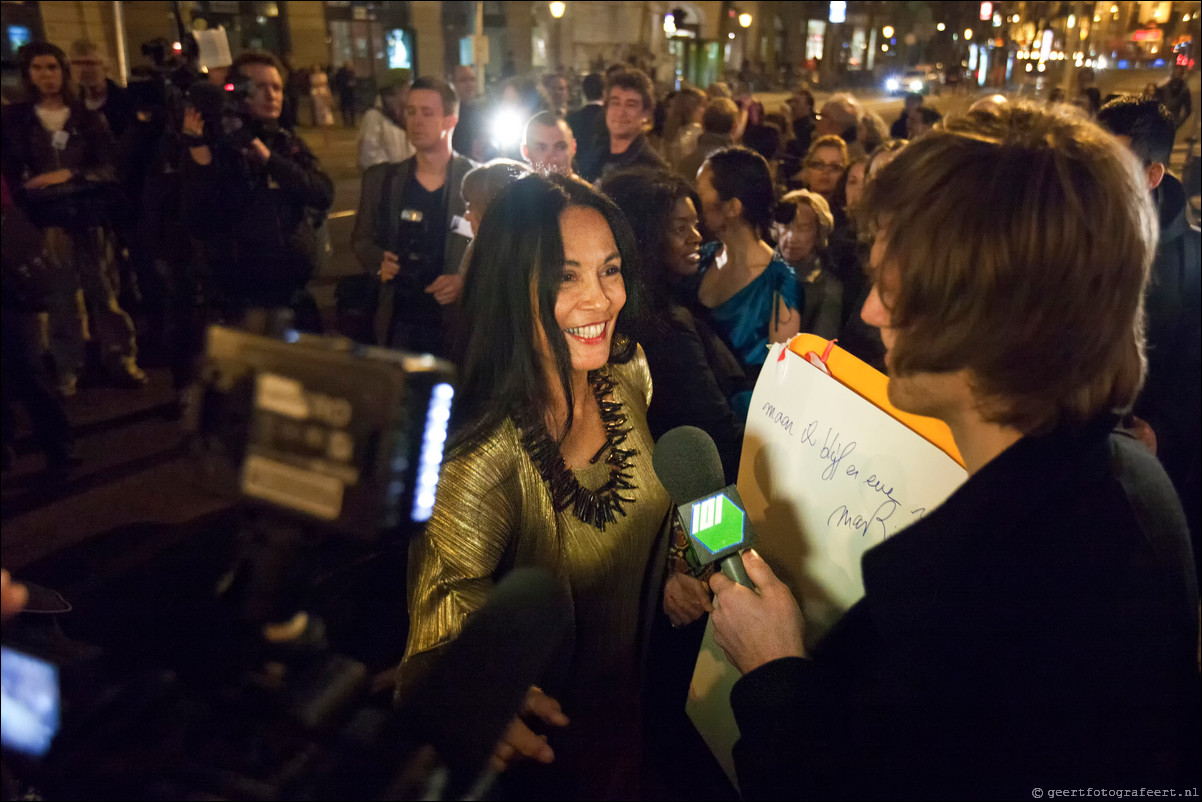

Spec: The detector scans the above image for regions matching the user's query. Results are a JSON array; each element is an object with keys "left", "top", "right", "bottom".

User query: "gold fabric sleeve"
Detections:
[{"left": 402, "top": 431, "right": 521, "bottom": 664}]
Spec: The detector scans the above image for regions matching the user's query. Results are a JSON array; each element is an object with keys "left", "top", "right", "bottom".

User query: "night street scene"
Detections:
[{"left": 0, "top": 1, "right": 1199, "bottom": 799}]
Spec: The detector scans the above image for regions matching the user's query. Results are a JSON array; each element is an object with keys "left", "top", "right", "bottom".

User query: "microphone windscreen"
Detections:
[
  {"left": 396, "top": 567, "right": 571, "bottom": 790},
  {"left": 653, "top": 426, "right": 726, "bottom": 506}
]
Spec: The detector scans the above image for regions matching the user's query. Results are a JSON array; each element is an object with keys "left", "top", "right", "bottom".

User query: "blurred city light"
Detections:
[
  {"left": 738, "top": 12, "right": 752, "bottom": 28},
  {"left": 490, "top": 106, "right": 526, "bottom": 151},
  {"left": 882, "top": 25, "right": 894, "bottom": 38},
  {"left": 937, "top": 22, "right": 946, "bottom": 31},
  {"left": 549, "top": 1, "right": 565, "bottom": 19}
]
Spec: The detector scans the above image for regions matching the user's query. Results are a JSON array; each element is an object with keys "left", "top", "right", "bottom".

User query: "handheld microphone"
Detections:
[
  {"left": 653, "top": 426, "right": 757, "bottom": 589},
  {"left": 395, "top": 567, "right": 572, "bottom": 798}
]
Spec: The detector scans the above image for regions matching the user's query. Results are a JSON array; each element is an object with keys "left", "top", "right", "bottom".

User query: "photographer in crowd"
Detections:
[
  {"left": 180, "top": 50, "right": 333, "bottom": 331},
  {"left": 352, "top": 76, "right": 474, "bottom": 358}
]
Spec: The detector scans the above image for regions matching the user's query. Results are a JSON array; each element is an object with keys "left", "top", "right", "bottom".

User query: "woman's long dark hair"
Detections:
[
  {"left": 18, "top": 41, "right": 77, "bottom": 106},
  {"left": 451, "top": 173, "right": 649, "bottom": 457},
  {"left": 705, "top": 146, "right": 776, "bottom": 242},
  {"left": 597, "top": 167, "right": 696, "bottom": 316}
]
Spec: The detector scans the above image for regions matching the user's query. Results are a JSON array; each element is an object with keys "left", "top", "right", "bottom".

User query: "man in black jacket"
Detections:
[
  {"left": 1098, "top": 95, "right": 1201, "bottom": 579},
  {"left": 566, "top": 72, "right": 606, "bottom": 163},
  {"left": 352, "top": 76, "right": 474, "bottom": 358},
  {"left": 577, "top": 69, "right": 667, "bottom": 182},
  {"left": 709, "top": 103, "right": 1200, "bottom": 799},
  {"left": 181, "top": 50, "right": 333, "bottom": 329}
]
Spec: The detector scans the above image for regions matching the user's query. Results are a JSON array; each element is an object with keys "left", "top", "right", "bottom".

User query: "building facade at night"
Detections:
[{"left": 0, "top": 1, "right": 1197, "bottom": 95}]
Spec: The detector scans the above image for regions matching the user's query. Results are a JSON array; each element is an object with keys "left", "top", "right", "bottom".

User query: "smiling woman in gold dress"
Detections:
[{"left": 397, "top": 173, "right": 671, "bottom": 799}]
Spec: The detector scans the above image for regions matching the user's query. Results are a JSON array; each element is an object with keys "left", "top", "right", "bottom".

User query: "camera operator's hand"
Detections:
[
  {"left": 425, "top": 274, "right": 464, "bottom": 306},
  {"left": 378, "top": 251, "right": 401, "bottom": 282},
  {"left": 244, "top": 138, "right": 271, "bottom": 165},
  {"left": 183, "top": 107, "right": 213, "bottom": 166},
  {"left": 488, "top": 686, "right": 569, "bottom": 773},
  {"left": 1, "top": 568, "right": 29, "bottom": 622},
  {"left": 664, "top": 572, "right": 713, "bottom": 628},
  {"left": 709, "top": 550, "right": 807, "bottom": 675},
  {"left": 23, "top": 169, "right": 73, "bottom": 190}
]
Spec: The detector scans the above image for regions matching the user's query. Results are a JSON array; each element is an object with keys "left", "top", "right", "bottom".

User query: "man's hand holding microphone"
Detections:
[
  {"left": 653, "top": 426, "right": 808, "bottom": 675},
  {"left": 709, "top": 550, "right": 807, "bottom": 675}
]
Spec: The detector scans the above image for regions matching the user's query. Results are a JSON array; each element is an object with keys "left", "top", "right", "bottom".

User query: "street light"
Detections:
[
  {"left": 882, "top": 25, "right": 895, "bottom": 38},
  {"left": 549, "top": 1, "right": 565, "bottom": 19},
  {"left": 738, "top": 12, "right": 753, "bottom": 28},
  {"left": 937, "top": 22, "right": 946, "bottom": 32},
  {"left": 964, "top": 28, "right": 973, "bottom": 40}
]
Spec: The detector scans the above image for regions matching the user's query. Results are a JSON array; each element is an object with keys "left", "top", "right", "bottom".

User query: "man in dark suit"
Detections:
[{"left": 566, "top": 72, "right": 605, "bottom": 159}]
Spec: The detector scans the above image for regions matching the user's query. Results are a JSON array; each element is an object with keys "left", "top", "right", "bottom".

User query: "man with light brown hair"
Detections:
[{"left": 707, "top": 103, "right": 1200, "bottom": 798}]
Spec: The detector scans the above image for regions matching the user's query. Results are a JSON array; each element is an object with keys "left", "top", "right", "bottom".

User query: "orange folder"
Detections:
[{"left": 788, "top": 334, "right": 965, "bottom": 469}]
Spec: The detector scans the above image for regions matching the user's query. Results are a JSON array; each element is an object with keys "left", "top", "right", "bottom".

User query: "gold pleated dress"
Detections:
[{"left": 400, "top": 347, "right": 672, "bottom": 797}]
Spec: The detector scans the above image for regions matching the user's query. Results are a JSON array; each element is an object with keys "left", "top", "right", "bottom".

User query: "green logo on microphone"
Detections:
[{"left": 689, "top": 492, "right": 745, "bottom": 554}]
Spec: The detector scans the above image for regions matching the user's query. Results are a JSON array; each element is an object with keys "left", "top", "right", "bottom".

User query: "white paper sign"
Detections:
[
  {"left": 686, "top": 342, "right": 968, "bottom": 787},
  {"left": 193, "top": 27, "right": 233, "bottom": 70}
]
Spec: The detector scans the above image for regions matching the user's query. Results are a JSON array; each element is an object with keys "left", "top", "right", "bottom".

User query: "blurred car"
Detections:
[{"left": 885, "top": 66, "right": 940, "bottom": 95}]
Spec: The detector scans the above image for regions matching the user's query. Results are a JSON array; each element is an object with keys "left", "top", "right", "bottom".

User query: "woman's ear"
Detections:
[{"left": 725, "top": 196, "right": 744, "bottom": 223}]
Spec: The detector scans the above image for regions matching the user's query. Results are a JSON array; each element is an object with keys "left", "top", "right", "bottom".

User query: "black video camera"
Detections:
[
  {"left": 191, "top": 325, "right": 456, "bottom": 534},
  {"left": 1, "top": 326, "right": 460, "bottom": 799}
]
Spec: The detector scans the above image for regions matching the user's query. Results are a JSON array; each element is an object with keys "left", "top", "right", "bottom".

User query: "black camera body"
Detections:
[
  {"left": 392, "top": 207, "right": 444, "bottom": 290},
  {"left": 192, "top": 325, "right": 456, "bottom": 536}
]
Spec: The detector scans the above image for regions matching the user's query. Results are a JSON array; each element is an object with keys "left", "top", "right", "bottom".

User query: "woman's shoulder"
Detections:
[
  {"left": 765, "top": 255, "right": 802, "bottom": 308},
  {"left": 447, "top": 417, "right": 524, "bottom": 473},
  {"left": 608, "top": 343, "right": 653, "bottom": 410},
  {"left": 766, "top": 254, "right": 799, "bottom": 279}
]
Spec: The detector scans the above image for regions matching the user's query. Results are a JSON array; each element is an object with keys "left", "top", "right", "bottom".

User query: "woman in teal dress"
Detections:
[{"left": 695, "top": 147, "right": 801, "bottom": 380}]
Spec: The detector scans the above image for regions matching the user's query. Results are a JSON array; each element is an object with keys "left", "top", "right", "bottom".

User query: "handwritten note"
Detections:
[{"left": 686, "top": 342, "right": 968, "bottom": 787}]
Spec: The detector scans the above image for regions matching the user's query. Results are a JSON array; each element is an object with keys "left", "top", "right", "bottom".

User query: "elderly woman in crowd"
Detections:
[{"left": 772, "top": 189, "right": 842, "bottom": 341}]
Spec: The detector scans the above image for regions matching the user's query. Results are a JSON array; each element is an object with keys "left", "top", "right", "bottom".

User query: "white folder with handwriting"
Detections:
[{"left": 685, "top": 337, "right": 969, "bottom": 788}]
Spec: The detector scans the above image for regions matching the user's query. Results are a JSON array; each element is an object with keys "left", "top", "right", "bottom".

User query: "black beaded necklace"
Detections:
[{"left": 514, "top": 370, "right": 639, "bottom": 531}]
